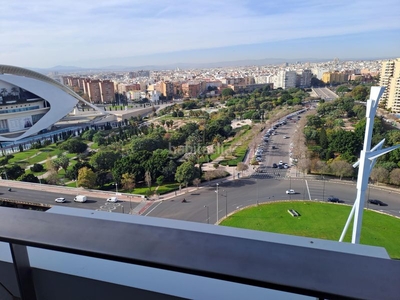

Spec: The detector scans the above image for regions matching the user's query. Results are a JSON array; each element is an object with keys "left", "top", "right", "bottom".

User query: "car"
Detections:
[
  {"left": 286, "top": 189, "right": 295, "bottom": 194},
  {"left": 327, "top": 197, "right": 340, "bottom": 203},
  {"left": 272, "top": 163, "right": 278, "bottom": 168},
  {"left": 107, "top": 197, "right": 118, "bottom": 203},
  {"left": 368, "top": 199, "right": 387, "bottom": 206},
  {"left": 283, "top": 136, "right": 289, "bottom": 139},
  {"left": 55, "top": 197, "right": 66, "bottom": 203},
  {"left": 272, "top": 145, "right": 277, "bottom": 149}
]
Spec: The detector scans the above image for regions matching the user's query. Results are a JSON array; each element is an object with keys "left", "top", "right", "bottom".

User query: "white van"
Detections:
[{"left": 74, "top": 195, "right": 87, "bottom": 203}]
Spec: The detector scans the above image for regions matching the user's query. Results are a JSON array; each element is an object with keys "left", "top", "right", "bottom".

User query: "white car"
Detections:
[
  {"left": 286, "top": 189, "right": 295, "bottom": 195},
  {"left": 107, "top": 197, "right": 118, "bottom": 203},
  {"left": 55, "top": 197, "right": 66, "bottom": 203}
]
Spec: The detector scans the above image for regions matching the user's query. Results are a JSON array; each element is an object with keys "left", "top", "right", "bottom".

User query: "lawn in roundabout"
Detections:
[{"left": 220, "top": 201, "right": 400, "bottom": 259}]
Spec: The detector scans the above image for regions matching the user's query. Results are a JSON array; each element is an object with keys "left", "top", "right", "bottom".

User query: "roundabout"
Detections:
[{"left": 219, "top": 200, "right": 400, "bottom": 259}]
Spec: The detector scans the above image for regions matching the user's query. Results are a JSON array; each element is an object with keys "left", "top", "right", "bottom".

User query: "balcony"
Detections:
[{"left": 0, "top": 206, "right": 399, "bottom": 300}]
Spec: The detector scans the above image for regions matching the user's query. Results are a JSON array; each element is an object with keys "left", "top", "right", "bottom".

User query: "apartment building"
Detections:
[
  {"left": 160, "top": 81, "right": 174, "bottom": 99},
  {"left": 182, "top": 81, "right": 202, "bottom": 98},
  {"left": 380, "top": 58, "right": 400, "bottom": 113},
  {"left": 117, "top": 83, "right": 141, "bottom": 94},
  {"left": 273, "top": 71, "right": 297, "bottom": 89},
  {"left": 321, "top": 71, "right": 347, "bottom": 85},
  {"left": 298, "top": 69, "right": 313, "bottom": 88}
]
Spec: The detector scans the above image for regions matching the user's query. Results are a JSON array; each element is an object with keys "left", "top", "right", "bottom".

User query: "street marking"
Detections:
[
  {"left": 144, "top": 201, "right": 162, "bottom": 216},
  {"left": 305, "top": 180, "right": 312, "bottom": 200}
]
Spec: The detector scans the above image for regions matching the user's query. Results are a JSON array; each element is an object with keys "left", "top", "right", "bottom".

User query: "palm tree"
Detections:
[
  {"left": 10, "top": 87, "right": 19, "bottom": 99},
  {"left": 0, "top": 88, "right": 7, "bottom": 98}
]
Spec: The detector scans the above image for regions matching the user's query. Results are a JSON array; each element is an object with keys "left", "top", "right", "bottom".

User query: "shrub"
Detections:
[{"left": 30, "top": 163, "right": 44, "bottom": 173}]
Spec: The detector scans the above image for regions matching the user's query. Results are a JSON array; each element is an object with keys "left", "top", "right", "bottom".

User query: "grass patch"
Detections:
[
  {"left": 220, "top": 201, "right": 400, "bottom": 259},
  {"left": 132, "top": 183, "right": 180, "bottom": 195}
]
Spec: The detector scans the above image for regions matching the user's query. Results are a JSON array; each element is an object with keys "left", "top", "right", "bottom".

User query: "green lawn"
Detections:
[
  {"left": 220, "top": 201, "right": 400, "bottom": 259},
  {"left": 7, "top": 146, "right": 63, "bottom": 166},
  {"left": 132, "top": 183, "right": 180, "bottom": 195}
]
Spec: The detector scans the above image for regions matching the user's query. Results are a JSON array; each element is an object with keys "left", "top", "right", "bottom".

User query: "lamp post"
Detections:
[
  {"left": 115, "top": 183, "right": 118, "bottom": 195},
  {"left": 256, "top": 179, "right": 259, "bottom": 206},
  {"left": 215, "top": 183, "right": 219, "bottom": 224},
  {"left": 222, "top": 190, "right": 228, "bottom": 218},
  {"left": 204, "top": 205, "right": 209, "bottom": 224}
]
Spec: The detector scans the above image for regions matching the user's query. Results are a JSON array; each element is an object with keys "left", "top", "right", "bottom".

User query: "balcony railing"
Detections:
[{"left": 0, "top": 206, "right": 399, "bottom": 300}]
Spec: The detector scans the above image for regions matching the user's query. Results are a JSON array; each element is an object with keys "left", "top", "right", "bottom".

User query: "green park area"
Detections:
[{"left": 220, "top": 201, "right": 400, "bottom": 259}]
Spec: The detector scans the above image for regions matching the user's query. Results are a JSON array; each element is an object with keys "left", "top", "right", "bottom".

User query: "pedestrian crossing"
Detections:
[{"left": 251, "top": 170, "right": 288, "bottom": 179}]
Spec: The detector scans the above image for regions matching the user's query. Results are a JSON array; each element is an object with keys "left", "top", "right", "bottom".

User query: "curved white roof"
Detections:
[{"left": 0, "top": 65, "right": 106, "bottom": 142}]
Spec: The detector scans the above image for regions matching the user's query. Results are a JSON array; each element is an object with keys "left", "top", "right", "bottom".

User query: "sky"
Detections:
[{"left": 1, "top": 0, "right": 399, "bottom": 69}]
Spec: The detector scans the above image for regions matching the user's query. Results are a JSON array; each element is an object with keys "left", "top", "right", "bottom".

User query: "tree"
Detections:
[
  {"left": 329, "top": 160, "right": 354, "bottom": 180},
  {"left": 77, "top": 167, "right": 97, "bottom": 188},
  {"left": 30, "top": 163, "right": 44, "bottom": 173},
  {"left": 175, "top": 161, "right": 198, "bottom": 186},
  {"left": 46, "top": 170, "right": 61, "bottom": 185},
  {"left": 18, "top": 173, "right": 39, "bottom": 183},
  {"left": 193, "top": 178, "right": 201, "bottom": 188},
  {"left": 370, "top": 166, "right": 389, "bottom": 185},
  {"left": 145, "top": 170, "right": 152, "bottom": 191},
  {"left": 5, "top": 165, "right": 25, "bottom": 180},
  {"left": 236, "top": 162, "right": 249, "bottom": 173},
  {"left": 90, "top": 150, "right": 121, "bottom": 171},
  {"left": 121, "top": 173, "right": 135, "bottom": 191},
  {"left": 389, "top": 168, "right": 400, "bottom": 186},
  {"left": 156, "top": 175, "right": 164, "bottom": 187},
  {"left": 46, "top": 157, "right": 58, "bottom": 173},
  {"left": 53, "top": 154, "right": 69, "bottom": 172},
  {"left": 351, "top": 85, "right": 369, "bottom": 101},
  {"left": 61, "top": 139, "right": 88, "bottom": 153},
  {"left": 221, "top": 88, "right": 235, "bottom": 97}
]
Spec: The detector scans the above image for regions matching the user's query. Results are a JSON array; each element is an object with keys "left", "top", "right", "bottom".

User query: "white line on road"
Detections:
[
  {"left": 305, "top": 180, "right": 312, "bottom": 200},
  {"left": 144, "top": 201, "right": 162, "bottom": 216}
]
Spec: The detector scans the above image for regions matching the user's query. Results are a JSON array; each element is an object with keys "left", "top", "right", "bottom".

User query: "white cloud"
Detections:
[{"left": 1, "top": 0, "right": 399, "bottom": 67}]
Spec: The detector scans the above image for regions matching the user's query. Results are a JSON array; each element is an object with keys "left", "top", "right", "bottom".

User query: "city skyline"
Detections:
[{"left": 1, "top": 0, "right": 400, "bottom": 69}]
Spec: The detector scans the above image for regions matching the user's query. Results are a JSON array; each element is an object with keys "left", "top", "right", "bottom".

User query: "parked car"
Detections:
[
  {"left": 286, "top": 189, "right": 295, "bottom": 194},
  {"left": 327, "top": 197, "right": 340, "bottom": 203},
  {"left": 272, "top": 146, "right": 277, "bottom": 149},
  {"left": 368, "top": 199, "right": 387, "bottom": 206},
  {"left": 272, "top": 163, "right": 278, "bottom": 168},
  {"left": 55, "top": 197, "right": 66, "bottom": 203}
]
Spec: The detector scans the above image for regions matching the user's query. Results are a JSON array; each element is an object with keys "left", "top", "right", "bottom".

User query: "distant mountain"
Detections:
[{"left": 28, "top": 56, "right": 387, "bottom": 74}]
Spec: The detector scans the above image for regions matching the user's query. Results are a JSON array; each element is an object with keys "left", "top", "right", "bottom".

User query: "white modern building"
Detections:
[
  {"left": 273, "top": 71, "right": 297, "bottom": 89},
  {"left": 0, "top": 65, "right": 105, "bottom": 142}
]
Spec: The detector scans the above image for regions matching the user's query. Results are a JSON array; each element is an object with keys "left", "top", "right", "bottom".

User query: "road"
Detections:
[
  {"left": 312, "top": 87, "right": 339, "bottom": 100},
  {"left": 0, "top": 182, "right": 140, "bottom": 214},
  {"left": 145, "top": 177, "right": 400, "bottom": 223}
]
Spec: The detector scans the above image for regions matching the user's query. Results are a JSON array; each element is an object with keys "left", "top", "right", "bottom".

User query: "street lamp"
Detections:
[
  {"left": 222, "top": 190, "right": 228, "bottom": 218},
  {"left": 215, "top": 183, "right": 219, "bottom": 224},
  {"left": 256, "top": 179, "right": 259, "bottom": 206},
  {"left": 204, "top": 205, "right": 209, "bottom": 224},
  {"left": 115, "top": 183, "right": 118, "bottom": 194}
]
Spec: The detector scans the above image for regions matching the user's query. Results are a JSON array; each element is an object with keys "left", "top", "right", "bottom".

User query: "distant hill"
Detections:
[{"left": 28, "top": 56, "right": 388, "bottom": 74}]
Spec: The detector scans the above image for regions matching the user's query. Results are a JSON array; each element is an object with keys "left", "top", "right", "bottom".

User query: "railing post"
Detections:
[{"left": 9, "top": 244, "right": 36, "bottom": 300}]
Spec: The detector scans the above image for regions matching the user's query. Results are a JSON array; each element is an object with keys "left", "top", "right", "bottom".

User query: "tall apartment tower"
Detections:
[
  {"left": 276, "top": 71, "right": 297, "bottom": 89},
  {"left": 379, "top": 58, "right": 400, "bottom": 113}
]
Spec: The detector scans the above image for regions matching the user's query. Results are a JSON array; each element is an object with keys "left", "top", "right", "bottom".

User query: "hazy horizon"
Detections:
[{"left": 1, "top": 0, "right": 399, "bottom": 69}]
